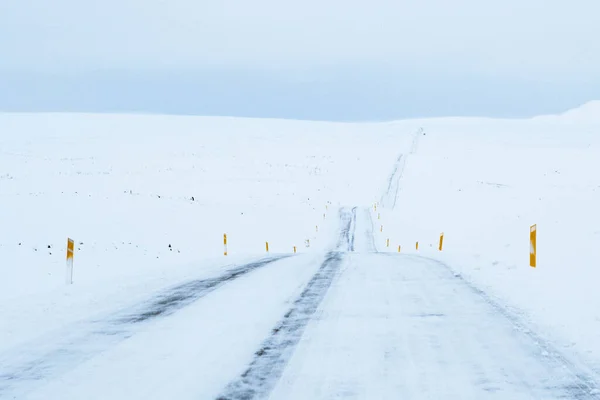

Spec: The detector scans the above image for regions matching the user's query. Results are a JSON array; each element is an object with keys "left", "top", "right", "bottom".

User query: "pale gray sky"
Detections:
[{"left": 1, "top": 0, "right": 599, "bottom": 119}]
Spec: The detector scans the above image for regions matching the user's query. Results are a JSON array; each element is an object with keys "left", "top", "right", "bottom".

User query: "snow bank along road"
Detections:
[{"left": 2, "top": 205, "right": 599, "bottom": 399}]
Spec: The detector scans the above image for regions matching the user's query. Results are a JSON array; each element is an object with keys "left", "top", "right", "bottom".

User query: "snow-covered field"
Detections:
[{"left": 1, "top": 103, "right": 599, "bottom": 398}]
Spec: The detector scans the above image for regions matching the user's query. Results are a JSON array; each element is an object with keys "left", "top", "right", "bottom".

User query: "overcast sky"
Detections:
[{"left": 1, "top": 0, "right": 599, "bottom": 120}]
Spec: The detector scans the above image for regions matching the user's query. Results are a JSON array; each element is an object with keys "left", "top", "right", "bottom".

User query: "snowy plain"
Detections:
[{"left": 1, "top": 102, "right": 599, "bottom": 398}]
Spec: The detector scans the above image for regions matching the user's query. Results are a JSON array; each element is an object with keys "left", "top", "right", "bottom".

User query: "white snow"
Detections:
[
  {"left": 15, "top": 255, "right": 323, "bottom": 400},
  {"left": 535, "top": 100, "right": 600, "bottom": 122},
  {"left": 1, "top": 102, "right": 599, "bottom": 398},
  {"left": 270, "top": 253, "right": 589, "bottom": 399},
  {"left": 374, "top": 106, "right": 600, "bottom": 372},
  {"left": 0, "top": 113, "right": 405, "bottom": 354}
]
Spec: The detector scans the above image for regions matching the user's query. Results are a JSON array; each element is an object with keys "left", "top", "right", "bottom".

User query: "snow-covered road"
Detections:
[
  {"left": 0, "top": 254, "right": 318, "bottom": 399},
  {"left": 2, "top": 207, "right": 599, "bottom": 399},
  {"left": 270, "top": 250, "right": 600, "bottom": 399}
]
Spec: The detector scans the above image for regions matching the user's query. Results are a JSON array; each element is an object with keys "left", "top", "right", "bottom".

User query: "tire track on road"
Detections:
[
  {"left": 0, "top": 256, "right": 290, "bottom": 398},
  {"left": 216, "top": 252, "right": 344, "bottom": 400},
  {"left": 380, "top": 154, "right": 404, "bottom": 209},
  {"left": 216, "top": 208, "right": 354, "bottom": 400},
  {"left": 121, "top": 256, "right": 291, "bottom": 323},
  {"left": 380, "top": 128, "right": 422, "bottom": 210},
  {"left": 387, "top": 253, "right": 600, "bottom": 400},
  {"left": 336, "top": 207, "right": 356, "bottom": 252}
]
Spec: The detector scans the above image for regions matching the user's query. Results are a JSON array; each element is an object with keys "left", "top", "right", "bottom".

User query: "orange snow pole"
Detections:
[
  {"left": 266, "top": 241, "right": 269, "bottom": 253},
  {"left": 66, "top": 238, "right": 74, "bottom": 284},
  {"left": 530, "top": 224, "right": 536, "bottom": 267},
  {"left": 67, "top": 238, "right": 74, "bottom": 260},
  {"left": 439, "top": 233, "right": 444, "bottom": 251},
  {"left": 398, "top": 245, "right": 401, "bottom": 253},
  {"left": 416, "top": 241, "right": 419, "bottom": 251},
  {"left": 224, "top": 234, "right": 228, "bottom": 256}
]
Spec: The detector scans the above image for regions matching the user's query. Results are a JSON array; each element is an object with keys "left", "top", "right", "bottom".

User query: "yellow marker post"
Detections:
[
  {"left": 380, "top": 225, "right": 383, "bottom": 233},
  {"left": 293, "top": 246, "right": 297, "bottom": 254},
  {"left": 530, "top": 224, "right": 536, "bottom": 268},
  {"left": 398, "top": 245, "right": 401, "bottom": 253},
  {"left": 266, "top": 242, "right": 269, "bottom": 253},
  {"left": 66, "top": 238, "right": 74, "bottom": 284},
  {"left": 439, "top": 232, "right": 444, "bottom": 251},
  {"left": 224, "top": 234, "right": 228, "bottom": 256},
  {"left": 386, "top": 238, "right": 390, "bottom": 247},
  {"left": 416, "top": 241, "right": 419, "bottom": 251},
  {"left": 374, "top": 203, "right": 377, "bottom": 212}
]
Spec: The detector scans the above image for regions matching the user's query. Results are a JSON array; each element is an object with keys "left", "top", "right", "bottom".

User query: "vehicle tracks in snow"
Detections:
[
  {"left": 380, "top": 153, "right": 405, "bottom": 209},
  {"left": 216, "top": 208, "right": 355, "bottom": 400},
  {"left": 120, "top": 256, "right": 291, "bottom": 324},
  {"left": 216, "top": 252, "right": 344, "bottom": 400},
  {"left": 336, "top": 207, "right": 356, "bottom": 252},
  {"left": 379, "top": 128, "right": 421, "bottom": 210},
  {"left": 0, "top": 256, "right": 289, "bottom": 398},
  {"left": 404, "top": 254, "right": 600, "bottom": 399},
  {"left": 383, "top": 253, "right": 600, "bottom": 400}
]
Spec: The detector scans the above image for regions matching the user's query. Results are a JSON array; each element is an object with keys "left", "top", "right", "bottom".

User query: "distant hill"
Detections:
[{"left": 534, "top": 100, "right": 600, "bottom": 122}]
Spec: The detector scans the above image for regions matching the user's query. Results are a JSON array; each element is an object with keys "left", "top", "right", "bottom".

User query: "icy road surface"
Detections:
[
  {"left": 1, "top": 207, "right": 598, "bottom": 399},
  {"left": 269, "top": 251, "right": 599, "bottom": 399}
]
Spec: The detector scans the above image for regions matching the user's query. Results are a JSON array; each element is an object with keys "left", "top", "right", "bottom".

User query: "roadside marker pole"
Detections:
[
  {"left": 530, "top": 224, "right": 537, "bottom": 268},
  {"left": 293, "top": 246, "right": 297, "bottom": 254},
  {"left": 398, "top": 245, "right": 401, "bottom": 253},
  {"left": 438, "top": 233, "right": 444, "bottom": 251},
  {"left": 416, "top": 241, "right": 419, "bottom": 251},
  {"left": 66, "top": 238, "right": 74, "bottom": 284},
  {"left": 386, "top": 238, "right": 390, "bottom": 248},
  {"left": 224, "top": 234, "right": 228, "bottom": 256},
  {"left": 266, "top": 241, "right": 269, "bottom": 253}
]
